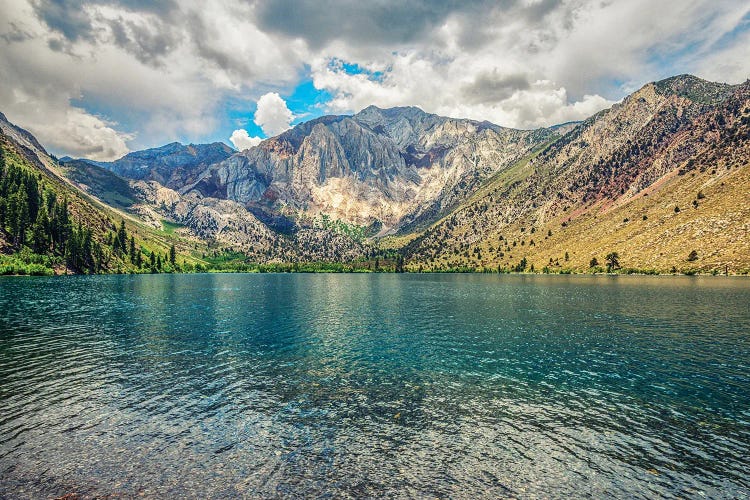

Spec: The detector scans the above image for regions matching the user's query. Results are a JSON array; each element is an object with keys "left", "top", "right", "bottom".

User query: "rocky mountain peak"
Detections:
[
  {"left": 183, "top": 105, "right": 557, "bottom": 232},
  {"left": 87, "top": 141, "right": 234, "bottom": 190},
  {"left": 653, "top": 74, "right": 736, "bottom": 105}
]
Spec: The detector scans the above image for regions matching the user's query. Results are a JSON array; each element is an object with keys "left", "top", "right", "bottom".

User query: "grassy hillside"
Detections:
[
  {"left": 402, "top": 76, "right": 750, "bottom": 275},
  {"left": 417, "top": 162, "right": 749, "bottom": 274},
  {"left": 0, "top": 134, "right": 210, "bottom": 275},
  {"left": 3, "top": 74, "right": 747, "bottom": 276}
]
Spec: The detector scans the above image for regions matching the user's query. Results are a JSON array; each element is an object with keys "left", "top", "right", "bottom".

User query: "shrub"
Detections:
[{"left": 605, "top": 252, "right": 620, "bottom": 272}]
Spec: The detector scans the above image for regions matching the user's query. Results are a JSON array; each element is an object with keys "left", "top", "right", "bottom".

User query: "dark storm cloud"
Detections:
[
  {"left": 253, "top": 0, "right": 507, "bottom": 49},
  {"left": 107, "top": 16, "right": 180, "bottom": 65},
  {"left": 31, "top": 0, "right": 178, "bottom": 42},
  {"left": 29, "top": 0, "right": 574, "bottom": 71},
  {"left": 462, "top": 71, "right": 531, "bottom": 103},
  {"left": 182, "top": 11, "right": 235, "bottom": 72},
  {"left": 32, "top": 0, "right": 93, "bottom": 41},
  {"left": 252, "top": 0, "right": 574, "bottom": 51},
  {"left": 31, "top": 0, "right": 180, "bottom": 65}
]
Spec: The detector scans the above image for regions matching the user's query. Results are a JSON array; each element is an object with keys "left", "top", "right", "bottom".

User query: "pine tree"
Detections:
[
  {"left": 116, "top": 220, "right": 127, "bottom": 254},
  {"left": 129, "top": 236, "right": 136, "bottom": 263},
  {"left": 31, "top": 204, "right": 50, "bottom": 253},
  {"left": 395, "top": 255, "right": 404, "bottom": 273},
  {"left": 93, "top": 241, "right": 103, "bottom": 273},
  {"left": 52, "top": 197, "right": 71, "bottom": 254},
  {"left": 10, "top": 186, "right": 29, "bottom": 246},
  {"left": 606, "top": 252, "right": 620, "bottom": 272},
  {"left": 169, "top": 244, "right": 176, "bottom": 265},
  {"left": 82, "top": 227, "right": 93, "bottom": 271}
]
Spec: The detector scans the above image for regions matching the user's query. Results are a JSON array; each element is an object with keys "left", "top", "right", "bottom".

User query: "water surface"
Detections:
[{"left": 1, "top": 274, "right": 749, "bottom": 498}]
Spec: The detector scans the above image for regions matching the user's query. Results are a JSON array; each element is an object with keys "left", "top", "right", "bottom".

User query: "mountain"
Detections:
[
  {"left": 60, "top": 144, "right": 377, "bottom": 264},
  {"left": 185, "top": 106, "right": 557, "bottom": 234},
  {"left": 403, "top": 75, "right": 750, "bottom": 273},
  {"left": 75, "top": 141, "right": 234, "bottom": 190},
  {"left": 1, "top": 112, "right": 180, "bottom": 274},
  {"left": 61, "top": 158, "right": 139, "bottom": 209},
  {"left": 4, "top": 73, "right": 748, "bottom": 275}
]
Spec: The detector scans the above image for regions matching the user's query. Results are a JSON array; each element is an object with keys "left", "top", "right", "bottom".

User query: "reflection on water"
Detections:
[{"left": 1, "top": 274, "right": 749, "bottom": 497}]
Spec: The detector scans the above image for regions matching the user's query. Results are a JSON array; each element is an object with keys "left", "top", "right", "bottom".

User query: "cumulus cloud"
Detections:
[
  {"left": 229, "top": 128, "right": 262, "bottom": 151},
  {"left": 229, "top": 93, "right": 295, "bottom": 150},
  {"left": 306, "top": 0, "right": 749, "bottom": 128},
  {"left": 0, "top": 0, "right": 748, "bottom": 157},
  {"left": 253, "top": 92, "right": 293, "bottom": 136},
  {"left": 0, "top": 0, "right": 306, "bottom": 158}
]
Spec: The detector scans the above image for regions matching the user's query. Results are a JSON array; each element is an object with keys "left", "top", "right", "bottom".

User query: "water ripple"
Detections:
[{"left": 1, "top": 274, "right": 749, "bottom": 498}]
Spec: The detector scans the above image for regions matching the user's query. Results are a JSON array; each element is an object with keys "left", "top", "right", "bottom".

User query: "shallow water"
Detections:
[{"left": 1, "top": 273, "right": 749, "bottom": 498}]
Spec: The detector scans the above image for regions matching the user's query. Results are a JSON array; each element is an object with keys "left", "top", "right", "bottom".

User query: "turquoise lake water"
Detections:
[{"left": 1, "top": 273, "right": 749, "bottom": 498}]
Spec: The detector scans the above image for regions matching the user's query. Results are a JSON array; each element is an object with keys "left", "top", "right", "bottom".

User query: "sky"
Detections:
[{"left": 0, "top": 0, "right": 748, "bottom": 160}]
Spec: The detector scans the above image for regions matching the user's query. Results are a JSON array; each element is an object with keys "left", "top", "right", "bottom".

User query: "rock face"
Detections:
[
  {"left": 90, "top": 142, "right": 234, "bottom": 190},
  {"left": 34, "top": 73, "right": 750, "bottom": 271},
  {"left": 404, "top": 75, "right": 750, "bottom": 273},
  {"left": 186, "top": 106, "right": 556, "bottom": 234},
  {"left": 0, "top": 112, "right": 56, "bottom": 171}
]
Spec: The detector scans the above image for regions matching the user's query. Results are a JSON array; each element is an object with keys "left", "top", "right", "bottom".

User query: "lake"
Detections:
[{"left": 1, "top": 273, "right": 749, "bottom": 498}]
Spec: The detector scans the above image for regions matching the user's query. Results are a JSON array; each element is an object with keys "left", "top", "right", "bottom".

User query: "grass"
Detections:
[
  {"left": 0, "top": 251, "right": 58, "bottom": 276},
  {"left": 161, "top": 220, "right": 186, "bottom": 234},
  {"left": 409, "top": 161, "right": 750, "bottom": 275}
]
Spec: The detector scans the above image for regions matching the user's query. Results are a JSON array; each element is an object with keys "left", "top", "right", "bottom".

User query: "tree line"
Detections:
[
  {"left": 0, "top": 148, "right": 179, "bottom": 274},
  {"left": 0, "top": 148, "right": 100, "bottom": 272}
]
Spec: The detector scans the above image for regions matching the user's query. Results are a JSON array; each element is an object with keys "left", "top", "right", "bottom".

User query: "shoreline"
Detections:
[{"left": 1, "top": 269, "right": 748, "bottom": 277}]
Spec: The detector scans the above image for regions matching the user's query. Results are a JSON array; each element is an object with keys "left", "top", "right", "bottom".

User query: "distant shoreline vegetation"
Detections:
[{"left": 1, "top": 250, "right": 745, "bottom": 277}]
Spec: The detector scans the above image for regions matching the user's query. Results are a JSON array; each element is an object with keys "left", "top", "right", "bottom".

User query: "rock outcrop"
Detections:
[
  {"left": 88, "top": 142, "right": 234, "bottom": 190},
  {"left": 186, "top": 106, "right": 556, "bottom": 233}
]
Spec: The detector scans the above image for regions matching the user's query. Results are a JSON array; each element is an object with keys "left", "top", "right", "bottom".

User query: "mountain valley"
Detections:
[{"left": 2, "top": 74, "right": 748, "bottom": 275}]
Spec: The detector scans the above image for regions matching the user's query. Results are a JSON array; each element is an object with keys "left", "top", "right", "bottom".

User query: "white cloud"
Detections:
[
  {"left": 692, "top": 23, "right": 750, "bottom": 84},
  {"left": 253, "top": 92, "right": 294, "bottom": 136},
  {"left": 310, "top": 54, "right": 617, "bottom": 129},
  {"left": 229, "top": 128, "right": 262, "bottom": 151},
  {"left": 308, "top": 0, "right": 750, "bottom": 128},
  {"left": 229, "top": 92, "right": 295, "bottom": 150},
  {"left": 0, "top": 0, "right": 307, "bottom": 158},
  {"left": 41, "top": 108, "right": 131, "bottom": 160},
  {"left": 0, "top": 0, "right": 748, "bottom": 157}
]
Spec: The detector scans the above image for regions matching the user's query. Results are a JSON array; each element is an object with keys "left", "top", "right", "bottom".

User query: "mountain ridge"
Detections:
[
  {"left": 185, "top": 104, "right": 558, "bottom": 234},
  {"left": 2, "top": 73, "right": 749, "bottom": 274},
  {"left": 70, "top": 141, "right": 235, "bottom": 191},
  {"left": 402, "top": 76, "right": 749, "bottom": 273}
]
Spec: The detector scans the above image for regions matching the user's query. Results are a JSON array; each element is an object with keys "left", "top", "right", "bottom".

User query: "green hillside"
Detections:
[
  {"left": 0, "top": 136, "right": 206, "bottom": 275},
  {"left": 401, "top": 77, "right": 750, "bottom": 275}
]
